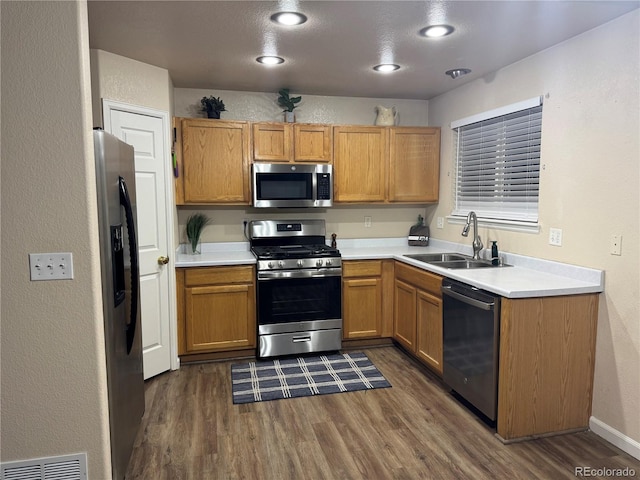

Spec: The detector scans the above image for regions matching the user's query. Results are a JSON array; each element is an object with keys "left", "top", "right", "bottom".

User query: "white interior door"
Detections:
[{"left": 103, "top": 100, "right": 176, "bottom": 380}]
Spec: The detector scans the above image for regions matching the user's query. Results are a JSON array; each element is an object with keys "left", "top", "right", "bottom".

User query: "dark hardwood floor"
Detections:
[{"left": 126, "top": 346, "right": 639, "bottom": 479}]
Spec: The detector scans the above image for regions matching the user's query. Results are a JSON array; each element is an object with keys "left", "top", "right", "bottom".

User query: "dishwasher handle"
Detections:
[{"left": 442, "top": 284, "right": 495, "bottom": 311}]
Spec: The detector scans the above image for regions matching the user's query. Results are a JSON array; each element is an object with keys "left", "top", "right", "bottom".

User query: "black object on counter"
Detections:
[{"left": 491, "top": 241, "right": 499, "bottom": 265}]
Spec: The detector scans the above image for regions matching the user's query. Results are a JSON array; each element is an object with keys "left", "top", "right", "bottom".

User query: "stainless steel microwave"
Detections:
[{"left": 252, "top": 163, "right": 333, "bottom": 208}]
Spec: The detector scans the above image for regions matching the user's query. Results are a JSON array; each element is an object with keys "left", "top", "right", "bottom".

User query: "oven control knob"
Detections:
[
  {"left": 297, "top": 260, "right": 304, "bottom": 267},
  {"left": 267, "top": 261, "right": 274, "bottom": 269},
  {"left": 316, "top": 259, "right": 324, "bottom": 267},
  {"left": 278, "top": 260, "right": 284, "bottom": 268},
  {"left": 326, "top": 259, "right": 332, "bottom": 266}
]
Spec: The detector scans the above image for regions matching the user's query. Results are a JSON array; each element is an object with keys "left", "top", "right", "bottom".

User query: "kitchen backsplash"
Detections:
[{"left": 177, "top": 205, "right": 430, "bottom": 244}]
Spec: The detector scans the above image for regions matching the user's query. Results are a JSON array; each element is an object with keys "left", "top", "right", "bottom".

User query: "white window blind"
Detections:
[{"left": 452, "top": 97, "right": 543, "bottom": 223}]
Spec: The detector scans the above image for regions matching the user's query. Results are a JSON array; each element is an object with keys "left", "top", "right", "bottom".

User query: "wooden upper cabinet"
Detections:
[
  {"left": 333, "top": 125, "right": 440, "bottom": 204},
  {"left": 252, "top": 122, "right": 292, "bottom": 162},
  {"left": 180, "top": 118, "right": 250, "bottom": 204},
  {"left": 389, "top": 127, "right": 440, "bottom": 203},
  {"left": 294, "top": 124, "right": 333, "bottom": 163},
  {"left": 252, "top": 122, "right": 333, "bottom": 163},
  {"left": 333, "top": 126, "right": 388, "bottom": 202}
]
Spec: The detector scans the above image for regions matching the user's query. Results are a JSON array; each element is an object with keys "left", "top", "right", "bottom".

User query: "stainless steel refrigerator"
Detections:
[{"left": 94, "top": 129, "right": 145, "bottom": 479}]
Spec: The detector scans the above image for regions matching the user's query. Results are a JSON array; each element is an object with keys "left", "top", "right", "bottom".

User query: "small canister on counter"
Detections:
[{"left": 408, "top": 215, "right": 430, "bottom": 246}]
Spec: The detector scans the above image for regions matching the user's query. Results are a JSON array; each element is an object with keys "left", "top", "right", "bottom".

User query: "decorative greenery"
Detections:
[
  {"left": 186, "top": 213, "right": 210, "bottom": 253},
  {"left": 277, "top": 88, "right": 302, "bottom": 112},
  {"left": 200, "top": 96, "right": 226, "bottom": 115}
]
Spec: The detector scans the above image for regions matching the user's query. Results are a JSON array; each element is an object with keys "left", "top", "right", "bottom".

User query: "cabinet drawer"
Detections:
[
  {"left": 184, "top": 266, "right": 254, "bottom": 286},
  {"left": 395, "top": 262, "right": 442, "bottom": 296},
  {"left": 343, "top": 260, "right": 383, "bottom": 278}
]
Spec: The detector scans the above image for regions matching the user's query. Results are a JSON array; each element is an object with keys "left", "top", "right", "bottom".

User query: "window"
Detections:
[{"left": 451, "top": 97, "right": 543, "bottom": 224}]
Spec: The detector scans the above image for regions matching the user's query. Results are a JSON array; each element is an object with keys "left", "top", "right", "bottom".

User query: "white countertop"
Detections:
[
  {"left": 175, "top": 242, "right": 255, "bottom": 267},
  {"left": 175, "top": 238, "right": 604, "bottom": 299}
]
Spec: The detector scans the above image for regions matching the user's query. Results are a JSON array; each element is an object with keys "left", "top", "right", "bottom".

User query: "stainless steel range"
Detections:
[{"left": 248, "top": 219, "right": 342, "bottom": 358}]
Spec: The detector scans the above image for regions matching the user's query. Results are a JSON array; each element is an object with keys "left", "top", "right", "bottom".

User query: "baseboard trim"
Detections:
[
  {"left": 496, "top": 427, "right": 588, "bottom": 445},
  {"left": 590, "top": 416, "right": 640, "bottom": 461}
]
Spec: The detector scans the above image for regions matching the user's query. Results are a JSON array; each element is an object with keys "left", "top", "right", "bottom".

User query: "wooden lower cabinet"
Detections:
[
  {"left": 393, "top": 280, "right": 417, "bottom": 350},
  {"left": 497, "top": 294, "right": 599, "bottom": 441},
  {"left": 416, "top": 290, "right": 443, "bottom": 373},
  {"left": 176, "top": 266, "right": 256, "bottom": 357},
  {"left": 342, "top": 260, "right": 394, "bottom": 340},
  {"left": 393, "top": 262, "right": 443, "bottom": 375}
]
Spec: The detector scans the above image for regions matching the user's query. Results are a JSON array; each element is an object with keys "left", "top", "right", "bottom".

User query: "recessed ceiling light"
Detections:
[
  {"left": 270, "top": 12, "right": 308, "bottom": 26},
  {"left": 257, "top": 56, "right": 285, "bottom": 65},
  {"left": 445, "top": 68, "right": 472, "bottom": 79},
  {"left": 373, "top": 64, "right": 400, "bottom": 73},
  {"left": 419, "top": 24, "right": 455, "bottom": 38}
]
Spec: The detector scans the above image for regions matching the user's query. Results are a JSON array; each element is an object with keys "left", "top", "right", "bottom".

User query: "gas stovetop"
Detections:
[
  {"left": 248, "top": 219, "right": 341, "bottom": 271},
  {"left": 251, "top": 244, "right": 340, "bottom": 260}
]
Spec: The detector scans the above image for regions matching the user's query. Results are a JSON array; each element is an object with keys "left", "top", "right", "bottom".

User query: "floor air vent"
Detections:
[{"left": 1, "top": 453, "right": 87, "bottom": 480}]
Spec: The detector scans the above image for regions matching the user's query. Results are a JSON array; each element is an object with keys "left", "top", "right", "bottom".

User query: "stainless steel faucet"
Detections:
[{"left": 461, "top": 211, "right": 483, "bottom": 259}]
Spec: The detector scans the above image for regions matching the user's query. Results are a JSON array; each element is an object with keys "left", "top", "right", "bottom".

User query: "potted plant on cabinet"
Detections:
[
  {"left": 277, "top": 88, "right": 301, "bottom": 122},
  {"left": 200, "top": 96, "right": 226, "bottom": 119},
  {"left": 185, "top": 213, "right": 210, "bottom": 255}
]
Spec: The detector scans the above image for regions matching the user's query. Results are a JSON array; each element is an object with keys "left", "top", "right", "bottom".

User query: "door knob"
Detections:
[{"left": 157, "top": 255, "right": 170, "bottom": 265}]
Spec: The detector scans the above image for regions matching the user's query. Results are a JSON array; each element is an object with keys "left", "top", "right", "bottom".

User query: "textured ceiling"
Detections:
[{"left": 88, "top": 1, "right": 639, "bottom": 100}]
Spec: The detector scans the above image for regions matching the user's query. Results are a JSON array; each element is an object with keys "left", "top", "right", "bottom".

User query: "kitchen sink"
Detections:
[
  {"left": 404, "top": 253, "right": 510, "bottom": 269},
  {"left": 434, "top": 259, "right": 495, "bottom": 269},
  {"left": 404, "top": 253, "right": 470, "bottom": 263}
]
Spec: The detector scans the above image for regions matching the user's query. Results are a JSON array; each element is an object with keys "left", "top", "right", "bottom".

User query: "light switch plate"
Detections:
[
  {"left": 29, "top": 252, "right": 74, "bottom": 281},
  {"left": 437, "top": 217, "right": 444, "bottom": 229}
]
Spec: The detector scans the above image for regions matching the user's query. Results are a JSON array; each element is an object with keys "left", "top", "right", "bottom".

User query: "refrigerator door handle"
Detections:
[{"left": 119, "top": 176, "right": 140, "bottom": 355}]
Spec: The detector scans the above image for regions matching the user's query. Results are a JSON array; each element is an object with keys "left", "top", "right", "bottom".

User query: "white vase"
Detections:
[
  {"left": 284, "top": 111, "right": 295, "bottom": 123},
  {"left": 374, "top": 105, "right": 398, "bottom": 126}
]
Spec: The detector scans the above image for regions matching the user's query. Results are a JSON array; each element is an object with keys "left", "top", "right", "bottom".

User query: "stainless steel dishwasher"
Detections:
[{"left": 442, "top": 278, "right": 501, "bottom": 422}]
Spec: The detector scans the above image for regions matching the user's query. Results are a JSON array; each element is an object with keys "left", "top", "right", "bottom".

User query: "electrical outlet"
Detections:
[
  {"left": 549, "top": 228, "right": 563, "bottom": 246},
  {"left": 29, "top": 252, "right": 74, "bottom": 281},
  {"left": 364, "top": 216, "right": 372, "bottom": 228},
  {"left": 610, "top": 234, "right": 622, "bottom": 256},
  {"left": 437, "top": 217, "right": 444, "bottom": 229}
]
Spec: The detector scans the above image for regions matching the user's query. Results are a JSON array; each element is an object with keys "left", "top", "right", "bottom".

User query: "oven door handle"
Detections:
[
  {"left": 441, "top": 285, "right": 495, "bottom": 311},
  {"left": 258, "top": 268, "right": 342, "bottom": 280},
  {"left": 292, "top": 335, "right": 312, "bottom": 343}
]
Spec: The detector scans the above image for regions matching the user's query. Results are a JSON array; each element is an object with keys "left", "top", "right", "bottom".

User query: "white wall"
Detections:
[
  {"left": 174, "top": 88, "right": 429, "bottom": 126},
  {"left": 90, "top": 49, "right": 178, "bottom": 245},
  {"left": 90, "top": 49, "right": 174, "bottom": 127},
  {"left": 1, "top": 2, "right": 111, "bottom": 478},
  {"left": 428, "top": 11, "right": 640, "bottom": 447},
  {"left": 174, "top": 88, "right": 431, "bottom": 242}
]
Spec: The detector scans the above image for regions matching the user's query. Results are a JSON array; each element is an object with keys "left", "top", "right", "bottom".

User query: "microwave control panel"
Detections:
[{"left": 317, "top": 173, "right": 331, "bottom": 200}]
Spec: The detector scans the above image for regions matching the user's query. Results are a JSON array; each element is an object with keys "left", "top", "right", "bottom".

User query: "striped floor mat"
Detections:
[{"left": 231, "top": 352, "right": 391, "bottom": 404}]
